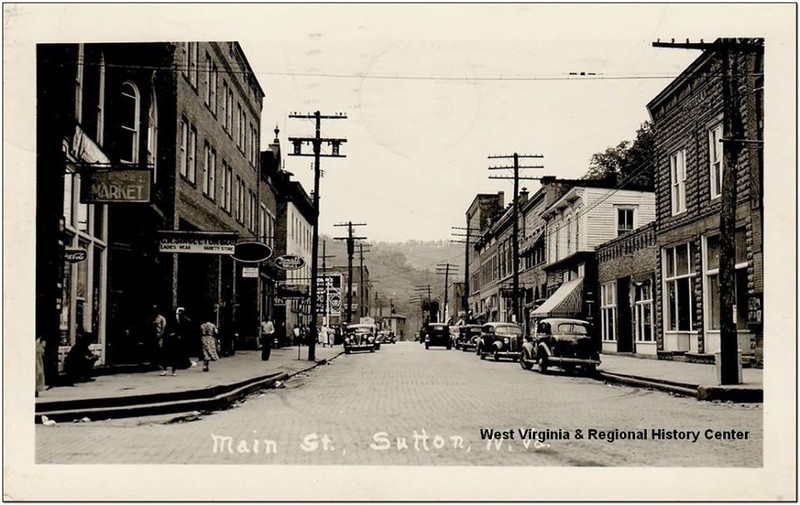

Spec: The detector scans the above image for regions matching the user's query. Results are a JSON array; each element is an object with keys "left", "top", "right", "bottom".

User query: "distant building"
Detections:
[{"left": 464, "top": 192, "right": 505, "bottom": 318}]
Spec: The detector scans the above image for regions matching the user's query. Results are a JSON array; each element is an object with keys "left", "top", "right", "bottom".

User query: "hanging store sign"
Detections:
[
  {"left": 274, "top": 254, "right": 306, "bottom": 271},
  {"left": 277, "top": 284, "right": 309, "bottom": 299},
  {"left": 64, "top": 248, "right": 87, "bottom": 263},
  {"left": 232, "top": 241, "right": 273, "bottom": 263},
  {"left": 242, "top": 267, "right": 259, "bottom": 278},
  {"left": 158, "top": 231, "right": 237, "bottom": 254},
  {"left": 80, "top": 169, "right": 151, "bottom": 204}
]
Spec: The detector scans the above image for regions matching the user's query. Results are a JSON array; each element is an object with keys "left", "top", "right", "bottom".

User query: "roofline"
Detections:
[
  {"left": 646, "top": 49, "right": 715, "bottom": 113},
  {"left": 233, "top": 41, "right": 266, "bottom": 98}
]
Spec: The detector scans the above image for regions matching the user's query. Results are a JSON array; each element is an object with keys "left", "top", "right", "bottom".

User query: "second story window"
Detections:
[
  {"left": 119, "top": 81, "right": 140, "bottom": 164},
  {"left": 188, "top": 126, "right": 197, "bottom": 184},
  {"left": 670, "top": 148, "right": 687, "bottom": 215},
  {"left": 147, "top": 88, "right": 158, "bottom": 182},
  {"left": 189, "top": 42, "right": 199, "bottom": 88},
  {"left": 616, "top": 207, "right": 635, "bottom": 236},
  {"left": 221, "top": 80, "right": 228, "bottom": 129},
  {"left": 709, "top": 122, "right": 724, "bottom": 199}
]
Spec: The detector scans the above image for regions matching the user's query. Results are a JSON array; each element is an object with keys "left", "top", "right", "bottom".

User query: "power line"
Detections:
[{"left": 59, "top": 58, "right": 762, "bottom": 81}]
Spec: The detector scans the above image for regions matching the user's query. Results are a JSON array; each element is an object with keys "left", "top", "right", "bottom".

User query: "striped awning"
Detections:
[{"left": 531, "top": 278, "right": 583, "bottom": 318}]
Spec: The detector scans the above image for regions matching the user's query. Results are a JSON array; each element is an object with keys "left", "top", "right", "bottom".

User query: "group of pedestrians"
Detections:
[{"left": 152, "top": 305, "right": 220, "bottom": 376}]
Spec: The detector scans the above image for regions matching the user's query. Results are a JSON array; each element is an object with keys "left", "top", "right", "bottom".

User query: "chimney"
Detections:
[
  {"left": 497, "top": 191, "right": 505, "bottom": 208},
  {"left": 519, "top": 187, "right": 529, "bottom": 205}
]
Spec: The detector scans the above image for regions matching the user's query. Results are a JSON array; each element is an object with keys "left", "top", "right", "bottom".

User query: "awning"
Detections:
[{"left": 531, "top": 278, "right": 583, "bottom": 318}]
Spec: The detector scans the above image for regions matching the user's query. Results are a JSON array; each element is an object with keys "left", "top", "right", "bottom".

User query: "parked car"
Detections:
[
  {"left": 457, "top": 324, "right": 483, "bottom": 352},
  {"left": 477, "top": 322, "right": 523, "bottom": 361},
  {"left": 520, "top": 318, "right": 600, "bottom": 374},
  {"left": 343, "top": 324, "right": 377, "bottom": 354},
  {"left": 424, "top": 323, "right": 451, "bottom": 350},
  {"left": 378, "top": 330, "right": 397, "bottom": 344}
]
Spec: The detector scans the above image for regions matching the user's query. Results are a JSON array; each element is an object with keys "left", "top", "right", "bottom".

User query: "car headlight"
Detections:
[{"left": 504, "top": 338, "right": 510, "bottom": 344}]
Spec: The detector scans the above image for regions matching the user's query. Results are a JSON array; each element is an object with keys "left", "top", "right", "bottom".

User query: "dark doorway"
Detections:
[{"left": 617, "top": 277, "right": 633, "bottom": 352}]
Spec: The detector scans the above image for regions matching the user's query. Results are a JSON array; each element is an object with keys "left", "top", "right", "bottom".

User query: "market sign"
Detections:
[
  {"left": 158, "top": 231, "right": 237, "bottom": 254},
  {"left": 64, "top": 248, "right": 87, "bottom": 263},
  {"left": 274, "top": 254, "right": 306, "bottom": 271},
  {"left": 80, "top": 169, "right": 151, "bottom": 204}
]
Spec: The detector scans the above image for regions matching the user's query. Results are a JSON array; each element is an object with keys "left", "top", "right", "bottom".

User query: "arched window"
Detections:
[
  {"left": 120, "top": 81, "right": 140, "bottom": 164},
  {"left": 147, "top": 86, "right": 158, "bottom": 181}
]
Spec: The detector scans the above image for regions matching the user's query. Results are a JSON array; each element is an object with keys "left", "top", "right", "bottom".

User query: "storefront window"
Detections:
[
  {"left": 600, "top": 282, "right": 616, "bottom": 341},
  {"left": 664, "top": 243, "right": 696, "bottom": 332},
  {"left": 704, "top": 232, "right": 749, "bottom": 332},
  {"left": 635, "top": 281, "right": 654, "bottom": 342}
]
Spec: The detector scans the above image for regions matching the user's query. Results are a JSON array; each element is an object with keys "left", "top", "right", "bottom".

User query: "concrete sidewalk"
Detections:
[
  {"left": 598, "top": 353, "right": 763, "bottom": 402},
  {"left": 35, "top": 345, "right": 343, "bottom": 422}
]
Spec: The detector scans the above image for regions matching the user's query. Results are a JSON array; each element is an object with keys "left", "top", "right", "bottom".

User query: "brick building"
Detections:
[
  {"left": 596, "top": 222, "right": 658, "bottom": 355},
  {"left": 465, "top": 192, "right": 505, "bottom": 318},
  {"left": 262, "top": 146, "right": 315, "bottom": 344},
  {"left": 36, "top": 42, "right": 266, "bottom": 380},
  {"left": 646, "top": 39, "right": 763, "bottom": 360}
]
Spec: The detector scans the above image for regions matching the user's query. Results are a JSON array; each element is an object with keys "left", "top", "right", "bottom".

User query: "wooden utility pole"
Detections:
[
  {"left": 436, "top": 263, "right": 460, "bottom": 323},
  {"left": 652, "top": 38, "right": 763, "bottom": 385},
  {"left": 334, "top": 221, "right": 366, "bottom": 325},
  {"left": 452, "top": 226, "right": 482, "bottom": 315},
  {"left": 287, "top": 111, "right": 347, "bottom": 361},
  {"left": 487, "top": 153, "right": 544, "bottom": 324}
]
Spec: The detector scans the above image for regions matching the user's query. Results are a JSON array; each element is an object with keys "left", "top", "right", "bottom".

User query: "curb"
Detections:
[
  {"left": 597, "top": 371, "right": 763, "bottom": 403},
  {"left": 36, "top": 351, "right": 345, "bottom": 423}
]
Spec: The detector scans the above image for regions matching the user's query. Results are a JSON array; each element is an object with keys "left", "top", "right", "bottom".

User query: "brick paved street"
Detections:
[{"left": 36, "top": 342, "right": 762, "bottom": 466}]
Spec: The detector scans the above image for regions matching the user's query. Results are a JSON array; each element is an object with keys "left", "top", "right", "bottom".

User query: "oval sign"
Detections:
[
  {"left": 274, "top": 254, "right": 306, "bottom": 271},
  {"left": 232, "top": 241, "right": 272, "bottom": 263},
  {"left": 64, "top": 248, "right": 87, "bottom": 263}
]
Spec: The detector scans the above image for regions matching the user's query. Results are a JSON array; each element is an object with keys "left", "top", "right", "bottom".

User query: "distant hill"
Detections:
[{"left": 318, "top": 237, "right": 465, "bottom": 331}]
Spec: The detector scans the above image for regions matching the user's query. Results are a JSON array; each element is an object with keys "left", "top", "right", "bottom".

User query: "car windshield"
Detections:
[
  {"left": 348, "top": 326, "right": 373, "bottom": 335},
  {"left": 495, "top": 325, "right": 522, "bottom": 336},
  {"left": 556, "top": 323, "right": 590, "bottom": 335}
]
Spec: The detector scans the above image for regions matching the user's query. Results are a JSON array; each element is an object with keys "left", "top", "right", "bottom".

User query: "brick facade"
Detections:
[{"left": 647, "top": 40, "right": 763, "bottom": 358}]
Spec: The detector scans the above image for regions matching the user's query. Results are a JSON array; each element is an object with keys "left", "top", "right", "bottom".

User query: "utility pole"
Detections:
[
  {"left": 415, "top": 284, "right": 434, "bottom": 322},
  {"left": 287, "top": 111, "right": 347, "bottom": 361},
  {"left": 334, "top": 221, "right": 366, "bottom": 325},
  {"left": 652, "top": 38, "right": 763, "bottom": 385},
  {"left": 436, "top": 263, "right": 460, "bottom": 323},
  {"left": 452, "top": 226, "right": 483, "bottom": 316},
  {"left": 357, "top": 243, "right": 372, "bottom": 318},
  {"left": 487, "top": 153, "right": 544, "bottom": 324}
]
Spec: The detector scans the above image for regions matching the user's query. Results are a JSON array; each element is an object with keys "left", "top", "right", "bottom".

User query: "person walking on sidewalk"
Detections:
[
  {"left": 260, "top": 318, "right": 274, "bottom": 361},
  {"left": 35, "top": 336, "right": 46, "bottom": 397},
  {"left": 151, "top": 305, "right": 167, "bottom": 373},
  {"left": 199, "top": 320, "right": 219, "bottom": 372},
  {"left": 163, "top": 307, "right": 192, "bottom": 376}
]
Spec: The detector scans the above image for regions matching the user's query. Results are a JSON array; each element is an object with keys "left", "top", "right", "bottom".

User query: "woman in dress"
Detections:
[{"left": 199, "top": 320, "right": 219, "bottom": 372}]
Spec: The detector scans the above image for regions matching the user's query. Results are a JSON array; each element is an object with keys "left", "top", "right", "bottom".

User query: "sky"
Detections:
[
  {"left": 8, "top": 3, "right": 789, "bottom": 242},
  {"left": 234, "top": 4, "right": 726, "bottom": 242}
]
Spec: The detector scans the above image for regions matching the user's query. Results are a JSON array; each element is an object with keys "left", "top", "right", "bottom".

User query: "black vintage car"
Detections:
[
  {"left": 424, "top": 323, "right": 451, "bottom": 350},
  {"left": 457, "top": 324, "right": 483, "bottom": 352},
  {"left": 520, "top": 318, "right": 600, "bottom": 374},
  {"left": 477, "top": 322, "right": 523, "bottom": 361},
  {"left": 343, "top": 324, "right": 377, "bottom": 354}
]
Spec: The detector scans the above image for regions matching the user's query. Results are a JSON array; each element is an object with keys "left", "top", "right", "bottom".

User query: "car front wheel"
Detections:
[
  {"left": 520, "top": 350, "right": 533, "bottom": 370},
  {"left": 538, "top": 354, "right": 548, "bottom": 374}
]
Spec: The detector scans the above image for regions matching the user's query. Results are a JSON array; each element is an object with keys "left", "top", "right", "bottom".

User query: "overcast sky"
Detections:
[
  {"left": 235, "top": 4, "right": 748, "bottom": 242},
  {"left": 8, "top": 3, "right": 791, "bottom": 242}
]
